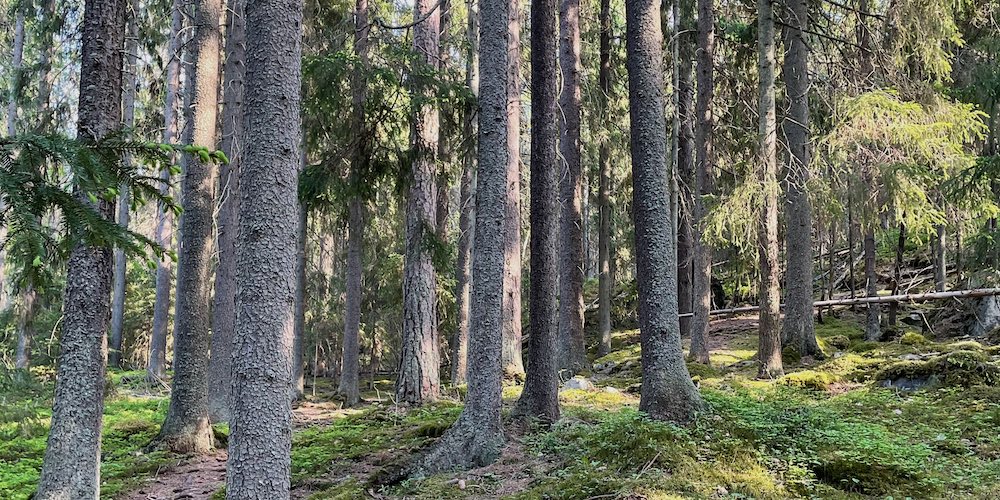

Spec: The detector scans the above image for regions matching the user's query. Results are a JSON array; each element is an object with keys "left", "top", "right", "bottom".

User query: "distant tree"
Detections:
[
  {"left": 501, "top": 2, "right": 525, "bottom": 380},
  {"left": 597, "top": 0, "right": 614, "bottom": 356}
]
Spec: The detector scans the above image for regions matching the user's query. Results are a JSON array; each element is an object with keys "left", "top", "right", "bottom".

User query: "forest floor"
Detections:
[{"left": 3, "top": 311, "right": 1000, "bottom": 499}]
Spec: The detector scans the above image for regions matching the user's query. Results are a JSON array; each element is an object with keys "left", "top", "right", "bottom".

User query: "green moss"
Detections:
[
  {"left": 848, "top": 341, "right": 880, "bottom": 353},
  {"left": 824, "top": 335, "right": 851, "bottom": 350},
  {"left": 899, "top": 331, "right": 929, "bottom": 345},
  {"left": 875, "top": 350, "right": 1000, "bottom": 388},
  {"left": 685, "top": 362, "right": 721, "bottom": 381},
  {"left": 781, "top": 346, "right": 803, "bottom": 364},
  {"left": 781, "top": 370, "right": 841, "bottom": 391}
]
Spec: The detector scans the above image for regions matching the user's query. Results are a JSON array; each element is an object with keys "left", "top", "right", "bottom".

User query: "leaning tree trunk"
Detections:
[
  {"left": 225, "top": 0, "right": 303, "bottom": 492},
  {"left": 688, "top": 0, "right": 713, "bottom": 365},
  {"left": 109, "top": 0, "right": 139, "bottom": 369},
  {"left": 148, "top": 0, "right": 184, "bottom": 383},
  {"left": 501, "top": 5, "right": 525, "bottom": 380},
  {"left": 207, "top": 0, "right": 246, "bottom": 422},
  {"left": 597, "top": 0, "right": 613, "bottom": 356},
  {"left": 158, "top": 0, "right": 223, "bottom": 453},
  {"left": 34, "top": 0, "right": 124, "bottom": 496},
  {"left": 863, "top": 226, "right": 881, "bottom": 341},
  {"left": 779, "top": 0, "right": 822, "bottom": 358},
  {"left": 756, "top": 0, "right": 783, "bottom": 379},
  {"left": 625, "top": 0, "right": 702, "bottom": 424},
  {"left": 513, "top": 0, "right": 560, "bottom": 423},
  {"left": 410, "top": 0, "right": 510, "bottom": 469},
  {"left": 451, "top": 0, "right": 478, "bottom": 386},
  {"left": 557, "top": 0, "right": 586, "bottom": 374},
  {"left": 397, "top": 0, "right": 442, "bottom": 405}
]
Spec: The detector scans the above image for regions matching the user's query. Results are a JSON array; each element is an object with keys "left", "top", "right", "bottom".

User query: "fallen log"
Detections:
[{"left": 678, "top": 287, "right": 1000, "bottom": 318}]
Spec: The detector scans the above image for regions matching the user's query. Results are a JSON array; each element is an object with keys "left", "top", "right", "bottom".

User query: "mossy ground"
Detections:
[{"left": 2, "top": 310, "right": 1000, "bottom": 499}]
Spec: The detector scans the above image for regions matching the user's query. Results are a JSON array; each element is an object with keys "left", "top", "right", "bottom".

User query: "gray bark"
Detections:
[
  {"left": 597, "top": 0, "right": 613, "bottom": 356},
  {"left": 412, "top": 0, "right": 510, "bottom": 469},
  {"left": 688, "top": 0, "right": 713, "bottom": 365},
  {"left": 208, "top": 0, "right": 246, "bottom": 423},
  {"left": 934, "top": 224, "right": 946, "bottom": 292},
  {"left": 675, "top": 0, "right": 695, "bottom": 345},
  {"left": 863, "top": 227, "right": 881, "bottom": 341},
  {"left": 779, "top": 0, "right": 821, "bottom": 359},
  {"left": 225, "top": 0, "right": 303, "bottom": 492},
  {"left": 436, "top": 0, "right": 453, "bottom": 242},
  {"left": 397, "top": 0, "right": 442, "bottom": 404},
  {"left": 0, "top": 9, "right": 25, "bottom": 313},
  {"left": 451, "top": 0, "right": 478, "bottom": 386},
  {"left": 557, "top": 0, "right": 586, "bottom": 374},
  {"left": 889, "top": 220, "right": 904, "bottom": 325},
  {"left": 340, "top": 0, "right": 369, "bottom": 405},
  {"left": 501, "top": 5, "right": 525, "bottom": 380},
  {"left": 625, "top": 0, "right": 702, "bottom": 423},
  {"left": 159, "top": 0, "right": 222, "bottom": 453},
  {"left": 35, "top": 0, "right": 124, "bottom": 495},
  {"left": 292, "top": 205, "right": 307, "bottom": 400},
  {"left": 34, "top": 0, "right": 57, "bottom": 133},
  {"left": 109, "top": 0, "right": 139, "bottom": 370},
  {"left": 14, "top": 286, "right": 36, "bottom": 369},
  {"left": 756, "top": 0, "right": 783, "bottom": 379}
]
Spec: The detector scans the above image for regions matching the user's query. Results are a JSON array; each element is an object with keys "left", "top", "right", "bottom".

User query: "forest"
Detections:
[{"left": 1, "top": 0, "right": 1000, "bottom": 498}]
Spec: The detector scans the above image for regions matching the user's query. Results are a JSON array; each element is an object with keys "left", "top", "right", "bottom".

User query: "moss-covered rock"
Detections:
[
  {"left": 780, "top": 370, "right": 840, "bottom": 391},
  {"left": 899, "top": 331, "right": 929, "bottom": 346},
  {"left": 824, "top": 335, "right": 851, "bottom": 350},
  {"left": 875, "top": 350, "right": 1000, "bottom": 389}
]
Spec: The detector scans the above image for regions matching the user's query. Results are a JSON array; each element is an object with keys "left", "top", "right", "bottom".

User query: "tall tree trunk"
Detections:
[
  {"left": 688, "top": 0, "right": 713, "bottom": 365},
  {"left": 436, "top": 0, "right": 453, "bottom": 241},
  {"left": 625, "top": 0, "right": 702, "bottom": 423},
  {"left": 158, "top": 0, "right": 223, "bottom": 453},
  {"left": 934, "top": 223, "right": 946, "bottom": 292},
  {"left": 35, "top": 0, "right": 124, "bottom": 495},
  {"left": 501, "top": 5, "right": 525, "bottom": 380},
  {"left": 208, "top": 0, "right": 246, "bottom": 422},
  {"left": 451, "top": 0, "right": 478, "bottom": 386},
  {"left": 863, "top": 226, "right": 880, "bottom": 340},
  {"left": 597, "top": 0, "right": 613, "bottom": 356},
  {"left": 412, "top": 0, "right": 510, "bottom": 468},
  {"left": 778, "top": 0, "right": 821, "bottom": 358},
  {"left": 0, "top": 8, "right": 26, "bottom": 313},
  {"left": 674, "top": 0, "right": 695, "bottom": 345},
  {"left": 557, "top": 0, "right": 586, "bottom": 373},
  {"left": 397, "top": 0, "right": 442, "bottom": 404},
  {"left": 226, "top": 0, "right": 303, "bottom": 492},
  {"left": 148, "top": 0, "right": 184, "bottom": 383},
  {"left": 35, "top": 0, "right": 57, "bottom": 132},
  {"left": 514, "top": 0, "right": 560, "bottom": 423},
  {"left": 756, "top": 0, "right": 783, "bottom": 379},
  {"left": 291, "top": 205, "right": 307, "bottom": 400},
  {"left": 109, "top": 0, "right": 140, "bottom": 370},
  {"left": 889, "top": 221, "right": 905, "bottom": 325}
]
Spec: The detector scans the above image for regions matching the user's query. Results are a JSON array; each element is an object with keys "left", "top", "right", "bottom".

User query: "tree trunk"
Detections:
[
  {"left": 934, "top": 224, "right": 946, "bottom": 292},
  {"left": 397, "top": 0, "right": 442, "bottom": 405},
  {"left": 673, "top": 0, "right": 695, "bottom": 345},
  {"left": 688, "top": 0, "right": 713, "bottom": 365},
  {"left": 623, "top": 0, "right": 702, "bottom": 424},
  {"left": 597, "top": 0, "right": 613, "bottom": 356},
  {"left": 501, "top": 5, "right": 525, "bottom": 380},
  {"left": 225, "top": 0, "right": 303, "bottom": 492},
  {"left": 557, "top": 0, "right": 586, "bottom": 373},
  {"left": 889, "top": 221, "right": 905, "bottom": 325},
  {"left": 159, "top": 0, "right": 222, "bottom": 453},
  {"left": 514, "top": 0, "right": 560, "bottom": 423},
  {"left": 436, "top": 0, "right": 453, "bottom": 242},
  {"left": 863, "top": 226, "right": 881, "bottom": 341},
  {"left": 452, "top": 0, "right": 478, "bottom": 386},
  {"left": 35, "top": 0, "right": 57, "bottom": 133},
  {"left": 291, "top": 205, "right": 307, "bottom": 400},
  {"left": 778, "top": 0, "right": 821, "bottom": 358},
  {"left": 411, "top": 0, "right": 510, "bottom": 469},
  {"left": 0, "top": 8, "right": 26, "bottom": 313},
  {"left": 208, "top": 0, "right": 246, "bottom": 422},
  {"left": 35, "top": 0, "right": 124, "bottom": 495},
  {"left": 756, "top": 0, "right": 783, "bottom": 379},
  {"left": 109, "top": 0, "right": 139, "bottom": 370}
]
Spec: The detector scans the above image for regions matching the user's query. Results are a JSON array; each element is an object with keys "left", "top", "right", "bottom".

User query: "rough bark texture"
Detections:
[
  {"left": 34, "top": 0, "right": 57, "bottom": 133},
  {"left": 0, "top": 8, "right": 25, "bottom": 312},
  {"left": 436, "top": 0, "right": 453, "bottom": 242},
  {"left": 625, "top": 0, "right": 703, "bottom": 424},
  {"left": 451, "top": 0, "right": 478, "bottom": 386},
  {"left": 397, "top": 0, "right": 442, "bottom": 405},
  {"left": 411, "top": 0, "right": 509, "bottom": 468},
  {"left": 34, "top": 0, "right": 124, "bottom": 495},
  {"left": 863, "top": 227, "right": 881, "bottom": 341},
  {"left": 557, "top": 0, "right": 586, "bottom": 374},
  {"left": 688, "top": 0, "right": 713, "bottom": 365},
  {"left": 514, "top": 0, "right": 560, "bottom": 423},
  {"left": 292, "top": 206, "right": 308, "bottom": 400},
  {"left": 208, "top": 0, "right": 246, "bottom": 423},
  {"left": 109, "top": 0, "right": 139, "bottom": 370},
  {"left": 675, "top": 0, "right": 695, "bottom": 344},
  {"left": 779, "top": 0, "right": 821, "bottom": 359},
  {"left": 158, "top": 0, "right": 222, "bottom": 454},
  {"left": 501, "top": 5, "right": 525, "bottom": 380},
  {"left": 148, "top": 0, "right": 184, "bottom": 383},
  {"left": 225, "top": 0, "right": 302, "bottom": 492},
  {"left": 14, "top": 286, "right": 37, "bottom": 369},
  {"left": 597, "top": 0, "right": 613, "bottom": 356},
  {"left": 756, "top": 0, "right": 783, "bottom": 380}
]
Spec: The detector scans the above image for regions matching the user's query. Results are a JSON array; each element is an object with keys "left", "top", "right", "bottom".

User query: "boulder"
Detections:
[
  {"left": 970, "top": 296, "right": 1000, "bottom": 339},
  {"left": 563, "top": 377, "right": 596, "bottom": 391}
]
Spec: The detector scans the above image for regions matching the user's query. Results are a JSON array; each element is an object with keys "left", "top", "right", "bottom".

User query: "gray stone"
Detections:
[{"left": 563, "top": 377, "right": 595, "bottom": 391}]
